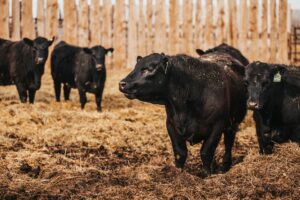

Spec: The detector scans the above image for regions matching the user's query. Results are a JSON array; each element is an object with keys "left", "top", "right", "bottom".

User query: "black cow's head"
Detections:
[
  {"left": 245, "top": 61, "right": 285, "bottom": 110},
  {"left": 23, "top": 36, "right": 55, "bottom": 65},
  {"left": 83, "top": 46, "right": 114, "bottom": 71},
  {"left": 119, "top": 53, "right": 169, "bottom": 102}
]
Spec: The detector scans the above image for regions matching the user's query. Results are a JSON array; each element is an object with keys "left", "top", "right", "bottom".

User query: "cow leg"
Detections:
[
  {"left": 253, "top": 111, "right": 274, "bottom": 154},
  {"left": 16, "top": 83, "right": 27, "bottom": 103},
  {"left": 28, "top": 89, "right": 36, "bottom": 104},
  {"left": 63, "top": 84, "right": 71, "bottom": 101},
  {"left": 222, "top": 125, "right": 237, "bottom": 172},
  {"left": 95, "top": 83, "right": 105, "bottom": 112},
  {"left": 200, "top": 120, "right": 224, "bottom": 174},
  {"left": 54, "top": 81, "right": 61, "bottom": 102},
  {"left": 78, "top": 89, "right": 87, "bottom": 110},
  {"left": 166, "top": 117, "right": 188, "bottom": 169}
]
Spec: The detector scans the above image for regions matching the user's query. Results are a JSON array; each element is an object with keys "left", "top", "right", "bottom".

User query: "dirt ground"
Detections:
[{"left": 0, "top": 68, "right": 300, "bottom": 200}]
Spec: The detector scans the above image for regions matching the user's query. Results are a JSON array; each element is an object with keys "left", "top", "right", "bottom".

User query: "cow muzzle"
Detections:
[
  {"left": 35, "top": 57, "right": 45, "bottom": 64},
  {"left": 96, "top": 64, "right": 103, "bottom": 71},
  {"left": 247, "top": 101, "right": 260, "bottom": 110}
]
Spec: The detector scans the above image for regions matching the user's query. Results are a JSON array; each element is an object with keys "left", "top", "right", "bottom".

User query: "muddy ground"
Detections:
[{"left": 0, "top": 68, "right": 299, "bottom": 200}]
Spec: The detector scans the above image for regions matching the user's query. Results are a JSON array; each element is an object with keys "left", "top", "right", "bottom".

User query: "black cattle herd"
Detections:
[{"left": 0, "top": 36, "right": 299, "bottom": 174}]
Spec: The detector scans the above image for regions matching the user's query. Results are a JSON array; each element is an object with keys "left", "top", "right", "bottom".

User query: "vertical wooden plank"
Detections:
[
  {"left": 46, "top": 0, "right": 58, "bottom": 39},
  {"left": 216, "top": 0, "right": 226, "bottom": 45},
  {"left": 90, "top": 0, "right": 101, "bottom": 46},
  {"left": 195, "top": 0, "right": 203, "bottom": 51},
  {"left": 0, "top": 0, "right": 9, "bottom": 39},
  {"left": 146, "top": 0, "right": 153, "bottom": 54},
  {"left": 239, "top": 0, "right": 248, "bottom": 57},
  {"left": 21, "top": 0, "right": 35, "bottom": 38},
  {"left": 63, "top": 0, "right": 77, "bottom": 44},
  {"left": 269, "top": 0, "right": 277, "bottom": 63},
  {"left": 78, "top": 0, "right": 89, "bottom": 46},
  {"left": 11, "top": 0, "right": 21, "bottom": 40},
  {"left": 169, "top": 0, "right": 180, "bottom": 54},
  {"left": 113, "top": 0, "right": 126, "bottom": 68},
  {"left": 260, "top": 0, "right": 268, "bottom": 62},
  {"left": 228, "top": 0, "right": 238, "bottom": 47},
  {"left": 127, "top": 0, "right": 137, "bottom": 67},
  {"left": 205, "top": 0, "right": 214, "bottom": 49},
  {"left": 182, "top": 0, "right": 193, "bottom": 55},
  {"left": 138, "top": 0, "right": 147, "bottom": 56},
  {"left": 154, "top": 0, "right": 167, "bottom": 53},
  {"left": 249, "top": 0, "right": 258, "bottom": 60},
  {"left": 102, "top": 0, "right": 112, "bottom": 68},
  {"left": 37, "top": 0, "right": 45, "bottom": 36},
  {"left": 278, "top": 0, "right": 288, "bottom": 63}
]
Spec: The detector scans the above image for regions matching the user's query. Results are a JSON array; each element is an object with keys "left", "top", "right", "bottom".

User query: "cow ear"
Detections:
[
  {"left": 48, "top": 36, "right": 55, "bottom": 46},
  {"left": 196, "top": 49, "right": 205, "bottom": 55},
  {"left": 271, "top": 65, "right": 286, "bottom": 83},
  {"left": 136, "top": 56, "right": 143, "bottom": 62},
  {"left": 105, "top": 47, "right": 114, "bottom": 55},
  {"left": 23, "top": 38, "right": 33, "bottom": 46},
  {"left": 83, "top": 48, "right": 92, "bottom": 54},
  {"left": 161, "top": 54, "right": 169, "bottom": 74}
]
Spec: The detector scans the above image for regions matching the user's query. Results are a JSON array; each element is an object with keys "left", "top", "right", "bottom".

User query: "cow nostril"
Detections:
[
  {"left": 248, "top": 101, "right": 258, "bottom": 108},
  {"left": 119, "top": 81, "right": 127, "bottom": 90}
]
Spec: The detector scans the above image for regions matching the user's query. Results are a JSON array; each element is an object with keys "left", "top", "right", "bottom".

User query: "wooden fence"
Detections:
[{"left": 0, "top": 0, "right": 291, "bottom": 68}]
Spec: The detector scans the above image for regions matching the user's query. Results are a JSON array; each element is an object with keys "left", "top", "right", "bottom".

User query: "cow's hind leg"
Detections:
[
  {"left": 54, "top": 81, "right": 61, "bottom": 102},
  {"left": 16, "top": 83, "right": 27, "bottom": 103},
  {"left": 63, "top": 84, "right": 71, "bottom": 101},
  {"left": 200, "top": 120, "right": 224, "bottom": 174},
  {"left": 222, "top": 125, "right": 237, "bottom": 172},
  {"left": 78, "top": 89, "right": 87, "bottom": 110},
  {"left": 28, "top": 89, "right": 36, "bottom": 104}
]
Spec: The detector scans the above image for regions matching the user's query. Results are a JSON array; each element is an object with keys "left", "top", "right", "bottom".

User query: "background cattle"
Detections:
[
  {"left": 119, "top": 53, "right": 247, "bottom": 173},
  {"left": 245, "top": 61, "right": 300, "bottom": 154},
  {"left": 51, "top": 41, "right": 113, "bottom": 111},
  {"left": 0, "top": 37, "right": 54, "bottom": 103}
]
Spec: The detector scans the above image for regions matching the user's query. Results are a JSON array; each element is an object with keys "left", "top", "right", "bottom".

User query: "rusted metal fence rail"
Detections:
[{"left": 0, "top": 0, "right": 291, "bottom": 68}]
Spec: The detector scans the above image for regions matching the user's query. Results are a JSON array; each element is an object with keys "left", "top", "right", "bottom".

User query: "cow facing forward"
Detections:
[
  {"left": 0, "top": 37, "right": 54, "bottom": 103},
  {"left": 51, "top": 41, "right": 113, "bottom": 111},
  {"left": 119, "top": 53, "right": 247, "bottom": 173},
  {"left": 245, "top": 61, "right": 300, "bottom": 154}
]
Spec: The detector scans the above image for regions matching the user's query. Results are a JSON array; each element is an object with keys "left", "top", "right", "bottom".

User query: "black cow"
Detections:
[
  {"left": 51, "top": 41, "right": 113, "bottom": 111},
  {"left": 0, "top": 37, "right": 54, "bottom": 103},
  {"left": 196, "top": 43, "right": 249, "bottom": 66},
  {"left": 119, "top": 53, "right": 247, "bottom": 173},
  {"left": 245, "top": 61, "right": 300, "bottom": 154}
]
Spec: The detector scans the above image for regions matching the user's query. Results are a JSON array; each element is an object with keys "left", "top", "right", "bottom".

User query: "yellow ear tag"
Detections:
[
  {"left": 107, "top": 51, "right": 112, "bottom": 57},
  {"left": 273, "top": 72, "right": 281, "bottom": 83}
]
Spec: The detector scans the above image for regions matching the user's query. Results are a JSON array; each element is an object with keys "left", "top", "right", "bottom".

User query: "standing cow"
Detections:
[
  {"left": 119, "top": 53, "right": 247, "bottom": 173},
  {"left": 245, "top": 61, "right": 300, "bottom": 154},
  {"left": 51, "top": 41, "right": 113, "bottom": 112},
  {"left": 0, "top": 37, "right": 54, "bottom": 103}
]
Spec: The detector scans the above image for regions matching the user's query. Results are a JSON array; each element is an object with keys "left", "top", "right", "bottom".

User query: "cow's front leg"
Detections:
[
  {"left": 15, "top": 82, "right": 27, "bottom": 103},
  {"left": 253, "top": 111, "right": 274, "bottom": 154},
  {"left": 78, "top": 89, "right": 87, "bottom": 110},
  {"left": 28, "top": 89, "right": 36, "bottom": 104},
  {"left": 166, "top": 117, "right": 187, "bottom": 169},
  {"left": 95, "top": 92, "right": 102, "bottom": 112},
  {"left": 200, "top": 120, "right": 224, "bottom": 174}
]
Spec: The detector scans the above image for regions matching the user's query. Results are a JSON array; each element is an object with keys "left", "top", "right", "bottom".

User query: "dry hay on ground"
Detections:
[{"left": 0, "top": 68, "right": 299, "bottom": 200}]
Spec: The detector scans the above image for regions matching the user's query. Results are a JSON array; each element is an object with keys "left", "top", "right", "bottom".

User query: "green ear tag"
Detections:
[
  {"left": 273, "top": 72, "right": 281, "bottom": 83},
  {"left": 107, "top": 51, "right": 112, "bottom": 57}
]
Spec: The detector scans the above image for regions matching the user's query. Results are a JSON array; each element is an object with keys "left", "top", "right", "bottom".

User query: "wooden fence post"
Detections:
[
  {"left": 138, "top": 1, "right": 147, "bottom": 56},
  {"left": 249, "top": 0, "right": 259, "bottom": 61},
  {"left": 21, "top": 0, "right": 35, "bottom": 39},
  {"left": 102, "top": 0, "right": 113, "bottom": 68},
  {"left": 182, "top": 0, "right": 193, "bottom": 55},
  {"left": 154, "top": 0, "right": 167, "bottom": 53},
  {"left": 11, "top": 0, "right": 21, "bottom": 40},
  {"left": 127, "top": 0, "right": 137, "bottom": 67},
  {"left": 260, "top": 0, "right": 269, "bottom": 62},
  {"left": 169, "top": 0, "right": 180, "bottom": 54},
  {"left": 113, "top": 0, "right": 127, "bottom": 68},
  {"left": 278, "top": 0, "right": 288, "bottom": 64},
  {"left": 269, "top": 0, "right": 277, "bottom": 63},
  {"left": 204, "top": 0, "right": 214, "bottom": 49},
  {"left": 228, "top": 0, "right": 238, "bottom": 47},
  {"left": 90, "top": 0, "right": 101, "bottom": 46},
  {"left": 216, "top": 0, "right": 226, "bottom": 45},
  {"left": 37, "top": 0, "right": 45, "bottom": 37},
  {"left": 78, "top": 0, "right": 89, "bottom": 46},
  {"left": 63, "top": 0, "right": 77, "bottom": 44},
  {"left": 239, "top": 0, "right": 248, "bottom": 58},
  {"left": 146, "top": 0, "right": 153, "bottom": 54},
  {"left": 46, "top": 0, "right": 58, "bottom": 39},
  {"left": 194, "top": 0, "right": 203, "bottom": 52},
  {"left": 0, "top": 0, "right": 9, "bottom": 39}
]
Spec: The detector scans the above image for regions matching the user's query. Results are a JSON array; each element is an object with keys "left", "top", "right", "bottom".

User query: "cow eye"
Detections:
[
  {"left": 141, "top": 67, "right": 153, "bottom": 75},
  {"left": 243, "top": 80, "right": 249, "bottom": 87}
]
